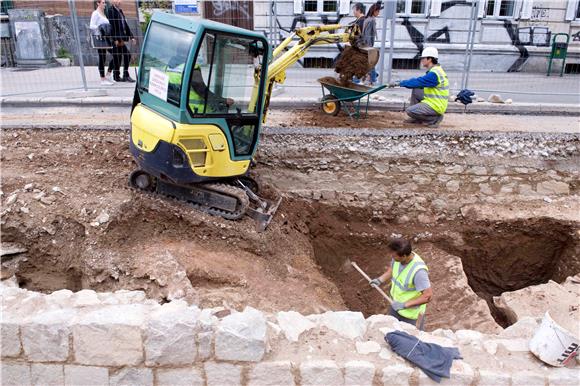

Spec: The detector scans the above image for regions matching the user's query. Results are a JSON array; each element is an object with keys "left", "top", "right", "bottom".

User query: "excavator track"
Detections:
[{"left": 128, "top": 169, "right": 249, "bottom": 221}]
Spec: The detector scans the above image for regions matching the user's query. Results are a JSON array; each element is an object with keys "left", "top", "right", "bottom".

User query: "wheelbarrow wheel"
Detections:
[{"left": 321, "top": 95, "right": 341, "bottom": 116}]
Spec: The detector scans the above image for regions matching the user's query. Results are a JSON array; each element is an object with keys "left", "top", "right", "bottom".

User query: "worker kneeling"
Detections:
[
  {"left": 389, "top": 47, "right": 449, "bottom": 127},
  {"left": 370, "top": 238, "right": 433, "bottom": 330}
]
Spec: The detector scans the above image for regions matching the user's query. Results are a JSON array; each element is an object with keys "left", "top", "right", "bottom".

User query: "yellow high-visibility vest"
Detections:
[
  {"left": 165, "top": 63, "right": 206, "bottom": 113},
  {"left": 390, "top": 252, "right": 429, "bottom": 320},
  {"left": 422, "top": 65, "right": 449, "bottom": 115}
]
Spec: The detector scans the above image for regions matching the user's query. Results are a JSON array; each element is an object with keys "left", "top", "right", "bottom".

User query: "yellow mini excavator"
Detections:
[{"left": 129, "top": 13, "right": 375, "bottom": 231}]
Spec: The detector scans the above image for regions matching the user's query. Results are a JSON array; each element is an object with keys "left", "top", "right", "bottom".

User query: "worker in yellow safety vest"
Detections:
[
  {"left": 370, "top": 238, "right": 433, "bottom": 330},
  {"left": 388, "top": 47, "right": 449, "bottom": 128}
]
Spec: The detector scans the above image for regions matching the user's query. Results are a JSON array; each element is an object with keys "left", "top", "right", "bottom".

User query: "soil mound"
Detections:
[{"left": 334, "top": 46, "right": 370, "bottom": 85}]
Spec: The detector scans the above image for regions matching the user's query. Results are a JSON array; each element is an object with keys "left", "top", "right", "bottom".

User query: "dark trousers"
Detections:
[
  {"left": 389, "top": 306, "right": 426, "bottom": 331},
  {"left": 108, "top": 43, "right": 131, "bottom": 76},
  {"left": 97, "top": 48, "right": 112, "bottom": 78}
]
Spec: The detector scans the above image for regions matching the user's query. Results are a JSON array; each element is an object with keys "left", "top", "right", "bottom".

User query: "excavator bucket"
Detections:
[{"left": 236, "top": 180, "right": 282, "bottom": 232}]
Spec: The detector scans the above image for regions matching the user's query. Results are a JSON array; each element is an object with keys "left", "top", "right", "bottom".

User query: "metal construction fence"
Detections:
[{"left": 1, "top": 0, "right": 579, "bottom": 104}]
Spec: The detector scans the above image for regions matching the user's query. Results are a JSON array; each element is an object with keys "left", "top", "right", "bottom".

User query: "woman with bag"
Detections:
[{"left": 90, "top": 0, "right": 115, "bottom": 86}]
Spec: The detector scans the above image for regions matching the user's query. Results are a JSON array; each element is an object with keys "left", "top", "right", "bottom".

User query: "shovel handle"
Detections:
[{"left": 351, "top": 261, "right": 393, "bottom": 305}]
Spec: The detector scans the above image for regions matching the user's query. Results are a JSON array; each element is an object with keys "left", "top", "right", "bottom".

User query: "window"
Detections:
[
  {"left": 397, "top": 0, "right": 427, "bottom": 16},
  {"left": 486, "top": 0, "right": 516, "bottom": 18},
  {"left": 188, "top": 32, "right": 267, "bottom": 156},
  {"left": 304, "top": 0, "right": 339, "bottom": 13},
  {"left": 139, "top": 22, "right": 195, "bottom": 106}
]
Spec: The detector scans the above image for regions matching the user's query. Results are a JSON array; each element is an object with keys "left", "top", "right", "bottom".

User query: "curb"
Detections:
[{"left": 1, "top": 96, "right": 579, "bottom": 116}]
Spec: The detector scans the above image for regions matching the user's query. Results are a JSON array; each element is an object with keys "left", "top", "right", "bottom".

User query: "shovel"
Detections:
[{"left": 351, "top": 261, "right": 393, "bottom": 305}]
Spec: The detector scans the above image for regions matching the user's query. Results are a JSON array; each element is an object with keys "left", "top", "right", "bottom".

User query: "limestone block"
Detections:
[
  {"left": 64, "top": 365, "right": 109, "bottom": 386},
  {"left": 344, "top": 360, "right": 375, "bottom": 386},
  {"left": 73, "top": 305, "right": 146, "bottom": 366},
  {"left": 548, "top": 368, "right": 580, "bottom": 386},
  {"left": 2, "top": 362, "right": 31, "bottom": 386},
  {"left": 248, "top": 361, "right": 295, "bottom": 386},
  {"left": 381, "top": 364, "right": 413, "bottom": 386},
  {"left": 31, "top": 364, "right": 64, "bottom": 386},
  {"left": 0, "top": 321, "right": 21, "bottom": 357},
  {"left": 355, "top": 341, "right": 381, "bottom": 355},
  {"left": 197, "top": 331, "right": 213, "bottom": 360},
  {"left": 511, "top": 371, "right": 545, "bottom": 386},
  {"left": 156, "top": 368, "right": 203, "bottom": 386},
  {"left": 205, "top": 362, "right": 242, "bottom": 386},
  {"left": 109, "top": 367, "right": 153, "bottom": 386},
  {"left": 114, "top": 289, "right": 147, "bottom": 304},
  {"left": 46, "top": 289, "right": 74, "bottom": 308},
  {"left": 21, "top": 309, "right": 75, "bottom": 362},
  {"left": 478, "top": 370, "right": 510, "bottom": 386},
  {"left": 418, "top": 361, "right": 473, "bottom": 385},
  {"left": 444, "top": 165, "right": 464, "bottom": 174},
  {"left": 455, "top": 329, "right": 482, "bottom": 344},
  {"left": 215, "top": 307, "right": 266, "bottom": 362},
  {"left": 73, "top": 289, "right": 101, "bottom": 307},
  {"left": 144, "top": 304, "right": 198, "bottom": 366},
  {"left": 536, "top": 181, "right": 570, "bottom": 195},
  {"left": 276, "top": 311, "right": 315, "bottom": 342},
  {"left": 366, "top": 314, "right": 397, "bottom": 329},
  {"left": 198, "top": 308, "right": 218, "bottom": 332},
  {"left": 320, "top": 311, "right": 367, "bottom": 339},
  {"left": 496, "top": 338, "right": 528, "bottom": 352},
  {"left": 445, "top": 180, "right": 460, "bottom": 192},
  {"left": 468, "top": 166, "right": 487, "bottom": 175},
  {"left": 300, "top": 360, "right": 343, "bottom": 386}
]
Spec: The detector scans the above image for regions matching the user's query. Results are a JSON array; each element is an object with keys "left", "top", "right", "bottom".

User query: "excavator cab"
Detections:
[{"left": 130, "top": 13, "right": 279, "bottom": 231}]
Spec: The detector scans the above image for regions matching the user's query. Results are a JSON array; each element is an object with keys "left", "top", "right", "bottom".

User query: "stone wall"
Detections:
[{"left": 2, "top": 281, "right": 578, "bottom": 386}]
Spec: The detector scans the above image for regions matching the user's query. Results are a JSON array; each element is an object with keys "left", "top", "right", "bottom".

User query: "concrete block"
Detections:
[
  {"left": 320, "top": 311, "right": 367, "bottom": 339},
  {"left": 31, "top": 364, "right": 64, "bottom": 386},
  {"left": 344, "top": 360, "right": 375, "bottom": 386},
  {"left": 478, "top": 370, "right": 510, "bottom": 386},
  {"left": 0, "top": 321, "right": 21, "bottom": 357},
  {"left": 276, "top": 311, "right": 315, "bottom": 342},
  {"left": 215, "top": 307, "right": 266, "bottom": 362},
  {"left": 21, "top": 309, "right": 74, "bottom": 362},
  {"left": 205, "top": 362, "right": 242, "bottom": 386},
  {"left": 73, "top": 305, "right": 146, "bottom": 366},
  {"left": 144, "top": 305, "right": 198, "bottom": 366},
  {"left": 197, "top": 331, "right": 213, "bottom": 360},
  {"left": 511, "top": 371, "right": 546, "bottom": 386},
  {"left": 64, "top": 365, "right": 109, "bottom": 386},
  {"left": 109, "top": 367, "right": 153, "bottom": 386},
  {"left": 249, "top": 361, "right": 295, "bottom": 386},
  {"left": 1, "top": 362, "right": 31, "bottom": 386},
  {"left": 156, "top": 368, "right": 203, "bottom": 386},
  {"left": 381, "top": 364, "right": 413, "bottom": 386},
  {"left": 300, "top": 360, "right": 344, "bottom": 386}
]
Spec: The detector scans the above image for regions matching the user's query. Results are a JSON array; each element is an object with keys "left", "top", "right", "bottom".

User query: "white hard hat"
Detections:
[{"left": 420, "top": 47, "right": 439, "bottom": 59}]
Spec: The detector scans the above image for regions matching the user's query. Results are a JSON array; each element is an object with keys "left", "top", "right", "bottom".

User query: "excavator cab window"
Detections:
[{"left": 187, "top": 31, "right": 267, "bottom": 157}]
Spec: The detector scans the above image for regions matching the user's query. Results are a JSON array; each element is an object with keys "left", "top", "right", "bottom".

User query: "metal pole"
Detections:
[
  {"left": 464, "top": 1, "right": 478, "bottom": 90},
  {"left": 268, "top": 1, "right": 273, "bottom": 47},
  {"left": 377, "top": 1, "right": 390, "bottom": 84},
  {"left": 387, "top": 16, "right": 395, "bottom": 83},
  {"left": 461, "top": 0, "right": 477, "bottom": 89},
  {"left": 272, "top": 0, "right": 278, "bottom": 47},
  {"left": 68, "top": 0, "right": 88, "bottom": 91}
]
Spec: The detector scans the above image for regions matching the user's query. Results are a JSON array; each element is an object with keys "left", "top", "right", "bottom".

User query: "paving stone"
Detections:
[
  {"left": 344, "top": 360, "right": 375, "bottom": 386},
  {"left": 511, "top": 371, "right": 545, "bottom": 386},
  {"left": 248, "top": 361, "right": 295, "bottom": 386},
  {"left": 0, "top": 321, "right": 21, "bottom": 357},
  {"left": 215, "top": 307, "right": 266, "bottom": 362},
  {"left": 21, "top": 309, "right": 74, "bottom": 362},
  {"left": 276, "top": 311, "right": 315, "bottom": 342},
  {"left": 300, "top": 360, "right": 343, "bottom": 386},
  {"left": 73, "top": 305, "right": 146, "bottom": 366},
  {"left": 64, "top": 365, "right": 109, "bottom": 386},
  {"left": 320, "top": 311, "right": 367, "bottom": 339},
  {"left": 31, "top": 364, "right": 64, "bottom": 386},
  {"left": 144, "top": 303, "right": 198, "bottom": 366},
  {"left": 381, "top": 364, "right": 413, "bottom": 386},
  {"left": 205, "top": 362, "right": 242, "bottom": 386},
  {"left": 156, "top": 368, "right": 203, "bottom": 386},
  {"left": 478, "top": 370, "right": 510, "bottom": 386},
  {"left": 1, "top": 362, "right": 31, "bottom": 386},
  {"left": 109, "top": 367, "right": 153, "bottom": 386}
]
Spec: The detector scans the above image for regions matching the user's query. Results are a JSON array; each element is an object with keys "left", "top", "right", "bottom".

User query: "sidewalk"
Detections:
[{"left": 1, "top": 66, "right": 579, "bottom": 114}]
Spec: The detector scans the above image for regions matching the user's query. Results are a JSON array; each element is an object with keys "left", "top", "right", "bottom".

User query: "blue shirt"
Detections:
[{"left": 399, "top": 71, "right": 439, "bottom": 89}]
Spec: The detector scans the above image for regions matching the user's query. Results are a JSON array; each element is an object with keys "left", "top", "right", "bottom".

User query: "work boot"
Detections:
[
  {"left": 404, "top": 118, "right": 421, "bottom": 124},
  {"left": 426, "top": 115, "right": 444, "bottom": 128},
  {"left": 113, "top": 71, "right": 122, "bottom": 82},
  {"left": 122, "top": 72, "right": 135, "bottom": 83}
]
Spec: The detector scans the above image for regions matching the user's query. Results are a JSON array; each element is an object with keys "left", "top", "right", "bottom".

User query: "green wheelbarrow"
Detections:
[{"left": 318, "top": 77, "right": 387, "bottom": 119}]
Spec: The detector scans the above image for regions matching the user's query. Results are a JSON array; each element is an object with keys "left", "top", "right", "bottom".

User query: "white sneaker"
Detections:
[
  {"left": 106, "top": 73, "right": 115, "bottom": 83},
  {"left": 101, "top": 80, "right": 114, "bottom": 86}
]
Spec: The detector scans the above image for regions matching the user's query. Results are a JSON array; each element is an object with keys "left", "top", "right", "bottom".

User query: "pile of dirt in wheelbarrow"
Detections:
[
  {"left": 334, "top": 46, "right": 370, "bottom": 84},
  {"left": 318, "top": 77, "right": 370, "bottom": 92}
]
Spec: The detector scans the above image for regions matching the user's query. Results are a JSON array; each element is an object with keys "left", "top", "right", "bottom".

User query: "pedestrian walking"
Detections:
[
  {"left": 106, "top": 0, "right": 136, "bottom": 83},
  {"left": 90, "top": 0, "right": 114, "bottom": 86},
  {"left": 360, "top": 1, "right": 383, "bottom": 86}
]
